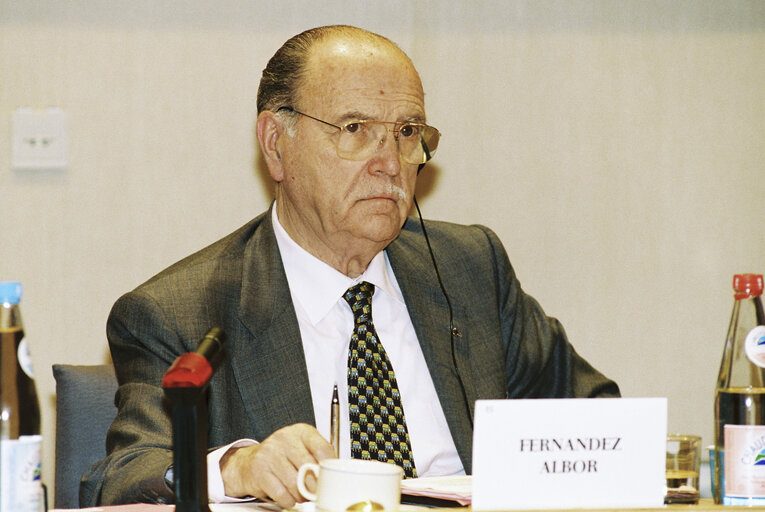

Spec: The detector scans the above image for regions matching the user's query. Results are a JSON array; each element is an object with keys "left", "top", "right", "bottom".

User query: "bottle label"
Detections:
[
  {"left": 744, "top": 326, "right": 765, "bottom": 369},
  {"left": 0, "top": 436, "right": 43, "bottom": 512},
  {"left": 724, "top": 425, "right": 765, "bottom": 498},
  {"left": 17, "top": 338, "right": 35, "bottom": 379}
]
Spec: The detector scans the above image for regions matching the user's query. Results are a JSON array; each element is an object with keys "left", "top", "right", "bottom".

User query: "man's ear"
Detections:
[{"left": 256, "top": 110, "right": 286, "bottom": 182}]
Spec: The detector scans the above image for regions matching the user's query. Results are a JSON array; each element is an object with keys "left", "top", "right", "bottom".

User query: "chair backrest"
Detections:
[{"left": 52, "top": 363, "right": 118, "bottom": 509}]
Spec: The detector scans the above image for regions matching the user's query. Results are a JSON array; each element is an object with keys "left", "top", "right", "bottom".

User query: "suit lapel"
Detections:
[
  {"left": 387, "top": 224, "right": 476, "bottom": 472},
  {"left": 231, "top": 210, "right": 316, "bottom": 439}
]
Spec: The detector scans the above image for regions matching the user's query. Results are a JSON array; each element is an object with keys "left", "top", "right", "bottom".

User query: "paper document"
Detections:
[{"left": 400, "top": 475, "right": 472, "bottom": 506}]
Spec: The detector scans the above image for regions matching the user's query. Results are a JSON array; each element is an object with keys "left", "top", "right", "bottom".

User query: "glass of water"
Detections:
[{"left": 665, "top": 434, "right": 701, "bottom": 504}]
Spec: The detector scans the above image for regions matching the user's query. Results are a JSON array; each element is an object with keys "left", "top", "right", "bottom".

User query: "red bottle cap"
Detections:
[{"left": 733, "top": 274, "right": 764, "bottom": 299}]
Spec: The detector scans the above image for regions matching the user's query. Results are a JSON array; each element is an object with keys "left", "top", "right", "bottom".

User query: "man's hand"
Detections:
[{"left": 220, "top": 423, "right": 335, "bottom": 508}]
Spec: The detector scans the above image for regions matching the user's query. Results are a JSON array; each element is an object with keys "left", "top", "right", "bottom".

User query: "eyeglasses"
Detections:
[{"left": 277, "top": 107, "right": 440, "bottom": 165}]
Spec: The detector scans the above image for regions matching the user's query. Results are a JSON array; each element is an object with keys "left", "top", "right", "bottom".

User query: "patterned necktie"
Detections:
[{"left": 344, "top": 281, "right": 417, "bottom": 478}]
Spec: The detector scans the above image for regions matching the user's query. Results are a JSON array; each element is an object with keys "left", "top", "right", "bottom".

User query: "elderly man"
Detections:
[{"left": 81, "top": 25, "right": 618, "bottom": 508}]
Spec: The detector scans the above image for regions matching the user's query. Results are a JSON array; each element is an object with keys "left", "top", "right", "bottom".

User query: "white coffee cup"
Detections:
[{"left": 297, "top": 459, "right": 403, "bottom": 512}]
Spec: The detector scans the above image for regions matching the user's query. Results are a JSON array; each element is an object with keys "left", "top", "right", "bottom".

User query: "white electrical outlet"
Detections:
[{"left": 12, "top": 107, "right": 68, "bottom": 171}]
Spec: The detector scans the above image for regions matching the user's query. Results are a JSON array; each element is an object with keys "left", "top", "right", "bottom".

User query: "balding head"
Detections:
[{"left": 257, "top": 25, "right": 419, "bottom": 114}]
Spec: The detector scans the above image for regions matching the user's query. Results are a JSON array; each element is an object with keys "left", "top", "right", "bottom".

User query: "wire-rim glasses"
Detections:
[{"left": 277, "top": 106, "right": 440, "bottom": 165}]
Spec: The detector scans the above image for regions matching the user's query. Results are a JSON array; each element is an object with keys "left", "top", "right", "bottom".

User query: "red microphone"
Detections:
[
  {"left": 162, "top": 327, "right": 225, "bottom": 512},
  {"left": 162, "top": 327, "right": 225, "bottom": 388}
]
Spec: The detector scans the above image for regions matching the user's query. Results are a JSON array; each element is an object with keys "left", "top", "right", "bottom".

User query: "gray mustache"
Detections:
[{"left": 359, "top": 183, "right": 407, "bottom": 202}]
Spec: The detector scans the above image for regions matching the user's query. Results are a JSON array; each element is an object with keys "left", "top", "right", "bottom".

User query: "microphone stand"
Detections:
[{"left": 162, "top": 328, "right": 225, "bottom": 512}]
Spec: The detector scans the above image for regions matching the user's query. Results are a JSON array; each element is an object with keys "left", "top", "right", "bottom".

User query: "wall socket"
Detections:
[{"left": 12, "top": 107, "right": 68, "bottom": 171}]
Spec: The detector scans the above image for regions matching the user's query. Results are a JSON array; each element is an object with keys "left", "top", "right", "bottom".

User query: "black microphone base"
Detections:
[{"left": 165, "top": 387, "right": 211, "bottom": 512}]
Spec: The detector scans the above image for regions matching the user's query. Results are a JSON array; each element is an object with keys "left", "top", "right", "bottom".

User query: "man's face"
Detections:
[{"left": 274, "top": 38, "right": 426, "bottom": 261}]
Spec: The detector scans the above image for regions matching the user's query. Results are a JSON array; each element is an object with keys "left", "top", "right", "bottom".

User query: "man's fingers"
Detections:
[
  {"left": 300, "top": 424, "right": 337, "bottom": 461},
  {"left": 302, "top": 471, "right": 318, "bottom": 493},
  {"left": 220, "top": 423, "right": 332, "bottom": 504},
  {"left": 257, "top": 471, "right": 299, "bottom": 509}
]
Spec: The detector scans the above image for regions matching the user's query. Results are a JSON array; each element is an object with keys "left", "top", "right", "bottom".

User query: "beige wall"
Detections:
[{"left": 2, "top": 0, "right": 764, "bottom": 498}]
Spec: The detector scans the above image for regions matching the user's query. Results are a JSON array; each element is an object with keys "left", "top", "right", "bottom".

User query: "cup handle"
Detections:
[{"left": 297, "top": 462, "right": 320, "bottom": 501}]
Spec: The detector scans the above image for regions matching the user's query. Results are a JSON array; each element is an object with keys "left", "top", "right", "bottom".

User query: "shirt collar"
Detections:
[{"left": 271, "top": 207, "right": 404, "bottom": 326}]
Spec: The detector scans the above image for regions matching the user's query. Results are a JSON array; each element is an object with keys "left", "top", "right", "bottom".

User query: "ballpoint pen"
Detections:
[{"left": 330, "top": 383, "right": 340, "bottom": 457}]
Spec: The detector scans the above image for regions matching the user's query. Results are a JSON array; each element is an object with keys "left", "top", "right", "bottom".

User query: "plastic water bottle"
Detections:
[
  {"left": 0, "top": 282, "right": 43, "bottom": 512},
  {"left": 714, "top": 273, "right": 765, "bottom": 505}
]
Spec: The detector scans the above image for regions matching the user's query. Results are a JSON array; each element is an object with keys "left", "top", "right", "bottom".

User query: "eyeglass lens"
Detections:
[{"left": 336, "top": 121, "right": 439, "bottom": 164}]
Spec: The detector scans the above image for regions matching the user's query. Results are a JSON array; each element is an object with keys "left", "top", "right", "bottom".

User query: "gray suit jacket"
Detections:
[{"left": 81, "top": 208, "right": 618, "bottom": 506}]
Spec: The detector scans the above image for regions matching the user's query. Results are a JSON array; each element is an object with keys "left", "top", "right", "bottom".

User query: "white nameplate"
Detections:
[{"left": 472, "top": 397, "right": 667, "bottom": 510}]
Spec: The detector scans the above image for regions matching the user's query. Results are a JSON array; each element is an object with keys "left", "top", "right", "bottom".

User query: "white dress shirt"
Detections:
[{"left": 207, "top": 209, "right": 464, "bottom": 501}]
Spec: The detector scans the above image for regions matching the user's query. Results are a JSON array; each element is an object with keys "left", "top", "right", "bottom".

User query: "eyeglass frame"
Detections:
[{"left": 276, "top": 106, "right": 440, "bottom": 164}]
